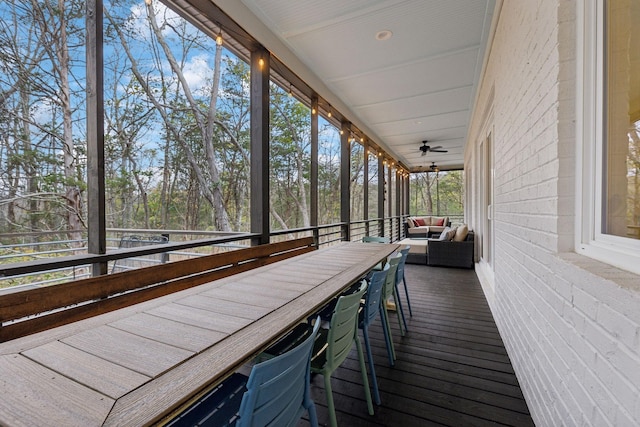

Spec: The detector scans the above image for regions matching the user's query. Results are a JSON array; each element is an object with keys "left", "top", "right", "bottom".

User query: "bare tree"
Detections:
[
  {"left": 104, "top": 2, "right": 237, "bottom": 231},
  {"left": 29, "top": 0, "right": 84, "bottom": 242},
  {"left": 0, "top": 0, "right": 85, "bottom": 239}
]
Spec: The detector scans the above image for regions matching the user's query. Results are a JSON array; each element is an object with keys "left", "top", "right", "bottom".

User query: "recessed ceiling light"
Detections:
[{"left": 375, "top": 30, "right": 393, "bottom": 41}]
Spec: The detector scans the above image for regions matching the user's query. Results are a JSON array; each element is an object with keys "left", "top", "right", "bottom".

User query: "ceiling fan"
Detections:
[
  {"left": 430, "top": 162, "right": 439, "bottom": 172},
  {"left": 419, "top": 140, "right": 448, "bottom": 156}
]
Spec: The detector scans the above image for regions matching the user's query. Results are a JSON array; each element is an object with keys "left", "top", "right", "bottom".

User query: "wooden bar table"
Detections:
[{"left": 0, "top": 242, "right": 397, "bottom": 427}]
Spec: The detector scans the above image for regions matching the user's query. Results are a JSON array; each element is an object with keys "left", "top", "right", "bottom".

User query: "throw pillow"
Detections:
[
  {"left": 454, "top": 224, "right": 469, "bottom": 242},
  {"left": 438, "top": 227, "right": 451, "bottom": 240},
  {"left": 435, "top": 218, "right": 445, "bottom": 226},
  {"left": 445, "top": 227, "right": 457, "bottom": 241},
  {"left": 414, "top": 218, "right": 426, "bottom": 226},
  {"left": 406, "top": 217, "right": 415, "bottom": 228}
]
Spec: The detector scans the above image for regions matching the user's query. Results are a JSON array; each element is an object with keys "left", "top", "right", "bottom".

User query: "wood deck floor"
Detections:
[{"left": 303, "top": 263, "right": 535, "bottom": 427}]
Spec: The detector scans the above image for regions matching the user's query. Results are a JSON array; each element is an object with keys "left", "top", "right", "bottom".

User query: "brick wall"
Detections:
[{"left": 467, "top": 1, "right": 640, "bottom": 425}]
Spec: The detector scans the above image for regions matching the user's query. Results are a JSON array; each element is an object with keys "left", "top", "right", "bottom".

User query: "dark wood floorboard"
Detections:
[{"left": 300, "top": 264, "right": 535, "bottom": 427}]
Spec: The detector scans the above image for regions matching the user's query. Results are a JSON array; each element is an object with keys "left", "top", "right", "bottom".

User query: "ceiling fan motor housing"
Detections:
[{"left": 419, "top": 141, "right": 447, "bottom": 155}]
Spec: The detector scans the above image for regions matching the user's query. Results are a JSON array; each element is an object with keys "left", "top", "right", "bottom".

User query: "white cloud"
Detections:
[{"left": 181, "top": 54, "right": 214, "bottom": 93}]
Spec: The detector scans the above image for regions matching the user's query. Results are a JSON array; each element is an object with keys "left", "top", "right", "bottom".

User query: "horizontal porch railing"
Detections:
[
  {"left": 0, "top": 237, "right": 317, "bottom": 343},
  {"left": 0, "top": 216, "right": 408, "bottom": 288}
]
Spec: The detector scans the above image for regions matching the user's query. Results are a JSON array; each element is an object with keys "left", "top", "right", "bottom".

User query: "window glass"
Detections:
[
  {"left": 0, "top": 0, "right": 86, "bottom": 239},
  {"left": 410, "top": 170, "right": 464, "bottom": 221},
  {"left": 367, "top": 151, "right": 379, "bottom": 219},
  {"left": 410, "top": 172, "right": 435, "bottom": 214},
  {"left": 389, "top": 166, "right": 396, "bottom": 217},
  {"left": 269, "top": 83, "right": 311, "bottom": 231},
  {"left": 350, "top": 140, "right": 365, "bottom": 221},
  {"left": 102, "top": 0, "right": 252, "bottom": 233},
  {"left": 318, "top": 117, "right": 341, "bottom": 225},
  {"left": 605, "top": 0, "right": 640, "bottom": 240},
  {"left": 576, "top": 0, "right": 640, "bottom": 275}
]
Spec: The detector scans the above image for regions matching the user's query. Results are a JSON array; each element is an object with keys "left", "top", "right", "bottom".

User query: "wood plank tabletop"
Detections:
[{"left": 0, "top": 242, "right": 397, "bottom": 427}]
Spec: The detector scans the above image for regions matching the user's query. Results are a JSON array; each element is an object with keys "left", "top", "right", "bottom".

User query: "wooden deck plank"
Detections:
[
  {"left": 22, "top": 340, "right": 150, "bottom": 399},
  {"left": 0, "top": 280, "right": 220, "bottom": 355},
  {"left": 405, "top": 313, "right": 504, "bottom": 341},
  {"left": 267, "top": 265, "right": 336, "bottom": 280},
  {"left": 236, "top": 270, "right": 320, "bottom": 284},
  {"left": 354, "top": 336, "right": 526, "bottom": 398},
  {"left": 146, "top": 303, "right": 253, "bottom": 334},
  {"left": 339, "top": 355, "right": 529, "bottom": 414},
  {"left": 219, "top": 280, "right": 302, "bottom": 300},
  {"left": 0, "top": 355, "right": 113, "bottom": 427},
  {"left": 174, "top": 294, "right": 272, "bottom": 320},
  {"left": 293, "top": 254, "right": 364, "bottom": 267},
  {"left": 363, "top": 328, "right": 522, "bottom": 387},
  {"left": 201, "top": 286, "right": 286, "bottom": 309},
  {"left": 406, "top": 322, "right": 507, "bottom": 348},
  {"left": 236, "top": 276, "right": 316, "bottom": 292},
  {"left": 61, "top": 325, "right": 193, "bottom": 377},
  {"left": 109, "top": 312, "right": 227, "bottom": 352}
]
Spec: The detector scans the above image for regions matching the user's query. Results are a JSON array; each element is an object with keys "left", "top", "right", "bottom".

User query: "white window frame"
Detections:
[{"left": 576, "top": 0, "right": 640, "bottom": 275}]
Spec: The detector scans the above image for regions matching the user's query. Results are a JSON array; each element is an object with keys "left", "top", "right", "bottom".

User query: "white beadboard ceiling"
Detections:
[{"left": 241, "top": 0, "right": 496, "bottom": 171}]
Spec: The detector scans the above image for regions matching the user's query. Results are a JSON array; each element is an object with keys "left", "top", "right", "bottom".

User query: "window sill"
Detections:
[{"left": 561, "top": 249, "right": 640, "bottom": 293}]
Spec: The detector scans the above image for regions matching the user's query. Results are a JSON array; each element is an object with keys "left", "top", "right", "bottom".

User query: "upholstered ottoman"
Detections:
[{"left": 398, "top": 238, "right": 428, "bottom": 264}]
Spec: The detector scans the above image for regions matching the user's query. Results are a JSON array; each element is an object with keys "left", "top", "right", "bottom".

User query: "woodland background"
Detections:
[{"left": 0, "top": 0, "right": 463, "bottom": 243}]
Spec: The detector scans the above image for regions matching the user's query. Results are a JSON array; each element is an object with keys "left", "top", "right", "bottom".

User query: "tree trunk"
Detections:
[
  {"left": 145, "top": 4, "right": 231, "bottom": 231},
  {"left": 160, "top": 131, "right": 171, "bottom": 228},
  {"left": 37, "top": 0, "right": 83, "bottom": 244},
  {"left": 18, "top": 84, "right": 39, "bottom": 236}
]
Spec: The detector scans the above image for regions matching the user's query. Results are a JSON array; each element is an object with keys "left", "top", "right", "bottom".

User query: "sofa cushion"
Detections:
[
  {"left": 453, "top": 224, "right": 469, "bottom": 242},
  {"left": 406, "top": 217, "right": 415, "bottom": 228},
  {"left": 408, "top": 228, "right": 430, "bottom": 237},
  {"left": 399, "top": 238, "right": 429, "bottom": 254}
]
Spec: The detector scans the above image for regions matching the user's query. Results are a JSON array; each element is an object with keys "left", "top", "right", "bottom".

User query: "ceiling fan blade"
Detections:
[
  {"left": 431, "top": 149, "right": 448, "bottom": 153},
  {"left": 430, "top": 145, "right": 443, "bottom": 150}
]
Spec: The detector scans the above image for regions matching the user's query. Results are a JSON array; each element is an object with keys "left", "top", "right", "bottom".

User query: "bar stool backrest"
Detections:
[{"left": 238, "top": 320, "right": 321, "bottom": 426}]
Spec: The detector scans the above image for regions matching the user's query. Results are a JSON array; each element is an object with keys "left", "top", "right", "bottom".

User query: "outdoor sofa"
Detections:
[
  {"left": 427, "top": 228, "right": 474, "bottom": 268},
  {"left": 400, "top": 225, "right": 474, "bottom": 268},
  {"left": 404, "top": 215, "right": 451, "bottom": 238}
]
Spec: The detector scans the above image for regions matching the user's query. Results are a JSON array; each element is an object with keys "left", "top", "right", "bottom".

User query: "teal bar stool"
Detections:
[
  {"left": 359, "top": 268, "right": 388, "bottom": 405},
  {"left": 167, "top": 319, "right": 321, "bottom": 427},
  {"left": 362, "top": 235, "right": 391, "bottom": 271},
  {"left": 362, "top": 235, "right": 390, "bottom": 243},
  {"left": 384, "top": 254, "right": 407, "bottom": 337},
  {"left": 310, "top": 280, "right": 373, "bottom": 427},
  {"left": 397, "top": 245, "right": 413, "bottom": 317}
]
